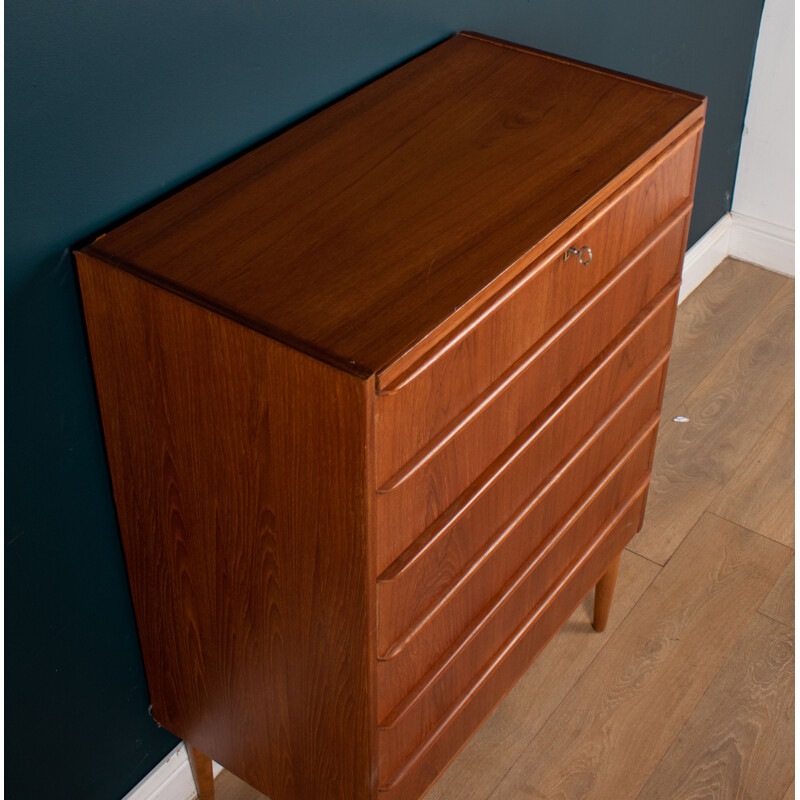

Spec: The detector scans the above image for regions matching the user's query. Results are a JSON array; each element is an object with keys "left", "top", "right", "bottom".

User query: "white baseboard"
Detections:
[
  {"left": 122, "top": 744, "right": 223, "bottom": 800},
  {"left": 679, "top": 211, "right": 795, "bottom": 303},
  {"left": 679, "top": 214, "right": 733, "bottom": 303},
  {"left": 729, "top": 211, "right": 795, "bottom": 277}
]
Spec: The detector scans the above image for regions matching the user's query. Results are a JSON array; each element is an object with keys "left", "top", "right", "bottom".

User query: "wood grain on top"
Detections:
[{"left": 82, "top": 32, "right": 704, "bottom": 376}]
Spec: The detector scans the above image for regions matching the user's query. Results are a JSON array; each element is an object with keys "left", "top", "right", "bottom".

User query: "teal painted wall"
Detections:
[{"left": 6, "top": 2, "right": 763, "bottom": 798}]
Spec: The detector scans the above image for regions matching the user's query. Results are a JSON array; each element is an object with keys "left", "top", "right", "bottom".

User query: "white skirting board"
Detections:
[
  {"left": 122, "top": 744, "right": 223, "bottom": 800},
  {"left": 679, "top": 211, "right": 794, "bottom": 304},
  {"left": 728, "top": 212, "right": 795, "bottom": 277},
  {"left": 678, "top": 214, "right": 733, "bottom": 303},
  {"left": 119, "top": 209, "right": 793, "bottom": 800}
]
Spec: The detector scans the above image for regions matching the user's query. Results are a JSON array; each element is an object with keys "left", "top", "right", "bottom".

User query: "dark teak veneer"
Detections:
[{"left": 76, "top": 32, "right": 705, "bottom": 800}]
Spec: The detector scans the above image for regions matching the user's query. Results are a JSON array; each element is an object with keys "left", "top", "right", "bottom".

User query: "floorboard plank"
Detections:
[
  {"left": 636, "top": 613, "right": 794, "bottom": 800},
  {"left": 488, "top": 513, "right": 791, "bottom": 800},
  {"left": 760, "top": 556, "right": 794, "bottom": 629},
  {"left": 630, "top": 282, "right": 794, "bottom": 565},
  {"left": 423, "top": 551, "right": 660, "bottom": 800},
  {"left": 710, "top": 426, "right": 794, "bottom": 547},
  {"left": 216, "top": 769, "right": 270, "bottom": 800},
  {"left": 770, "top": 393, "right": 795, "bottom": 440},
  {"left": 661, "top": 259, "right": 786, "bottom": 416}
]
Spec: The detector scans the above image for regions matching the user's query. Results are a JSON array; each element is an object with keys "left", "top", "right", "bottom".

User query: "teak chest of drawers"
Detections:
[{"left": 77, "top": 32, "right": 705, "bottom": 800}]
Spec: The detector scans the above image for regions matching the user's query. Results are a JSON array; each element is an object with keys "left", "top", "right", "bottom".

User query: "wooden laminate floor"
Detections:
[{"left": 214, "top": 258, "right": 795, "bottom": 800}]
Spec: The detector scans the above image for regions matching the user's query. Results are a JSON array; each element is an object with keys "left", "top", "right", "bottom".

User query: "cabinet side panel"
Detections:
[{"left": 76, "top": 254, "right": 375, "bottom": 800}]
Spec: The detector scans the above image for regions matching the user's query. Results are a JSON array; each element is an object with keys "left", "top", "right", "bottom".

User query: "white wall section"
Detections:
[{"left": 731, "top": 0, "right": 795, "bottom": 274}]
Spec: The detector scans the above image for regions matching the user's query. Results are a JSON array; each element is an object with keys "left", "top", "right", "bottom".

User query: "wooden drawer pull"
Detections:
[{"left": 564, "top": 245, "right": 593, "bottom": 264}]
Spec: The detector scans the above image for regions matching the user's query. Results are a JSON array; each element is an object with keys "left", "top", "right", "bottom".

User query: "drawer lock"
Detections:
[{"left": 564, "top": 245, "right": 593, "bottom": 265}]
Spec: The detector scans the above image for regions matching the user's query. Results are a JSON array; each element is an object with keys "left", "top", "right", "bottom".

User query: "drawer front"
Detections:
[
  {"left": 377, "top": 427, "right": 655, "bottom": 789},
  {"left": 375, "top": 130, "right": 698, "bottom": 488},
  {"left": 376, "top": 484, "right": 649, "bottom": 798},
  {"left": 376, "top": 413, "right": 657, "bottom": 740},
  {"left": 375, "top": 213, "right": 687, "bottom": 572},
  {"left": 376, "top": 353, "right": 667, "bottom": 663}
]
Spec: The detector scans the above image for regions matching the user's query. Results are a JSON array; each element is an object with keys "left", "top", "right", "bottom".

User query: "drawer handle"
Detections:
[{"left": 564, "top": 245, "right": 593, "bottom": 265}]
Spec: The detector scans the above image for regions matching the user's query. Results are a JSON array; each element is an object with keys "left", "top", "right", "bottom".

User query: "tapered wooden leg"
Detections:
[
  {"left": 593, "top": 553, "right": 622, "bottom": 633},
  {"left": 186, "top": 743, "right": 215, "bottom": 800}
]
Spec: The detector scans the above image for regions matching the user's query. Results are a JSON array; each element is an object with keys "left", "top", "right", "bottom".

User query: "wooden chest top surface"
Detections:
[{"left": 82, "top": 32, "right": 704, "bottom": 376}]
